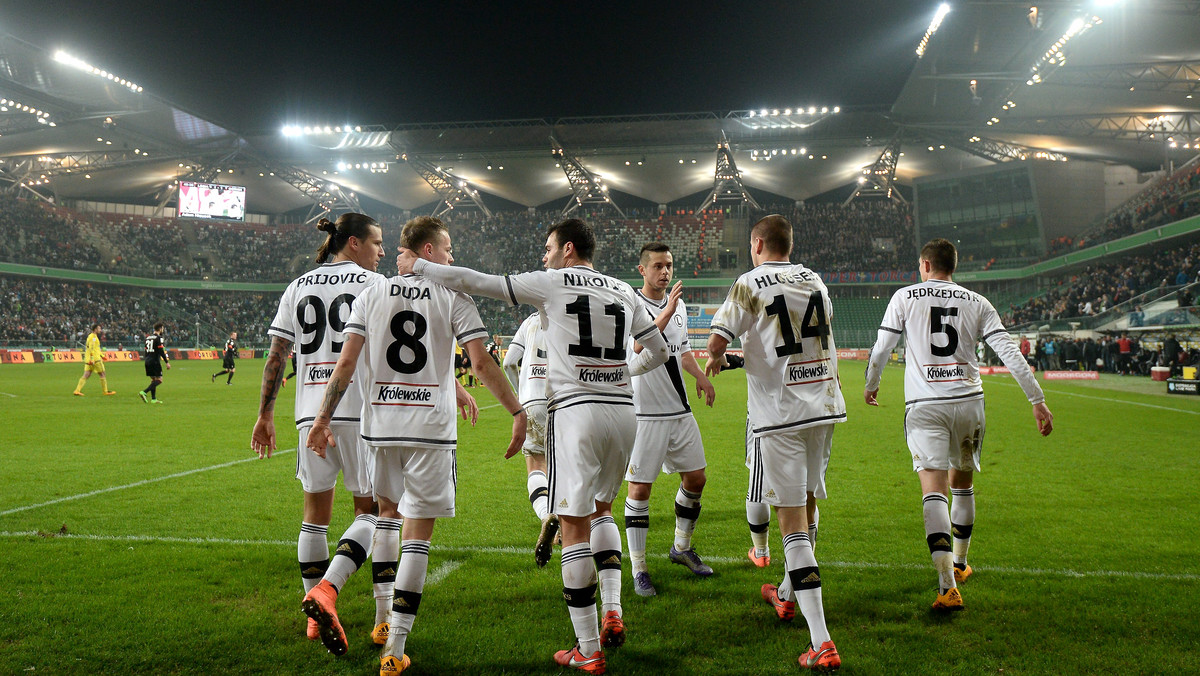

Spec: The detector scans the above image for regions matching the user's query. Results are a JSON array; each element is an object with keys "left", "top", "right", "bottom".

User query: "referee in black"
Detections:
[{"left": 212, "top": 331, "right": 238, "bottom": 385}]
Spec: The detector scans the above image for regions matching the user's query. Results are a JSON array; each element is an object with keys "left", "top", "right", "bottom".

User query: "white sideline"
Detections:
[
  {"left": 3, "top": 530, "right": 1197, "bottom": 582},
  {"left": 0, "top": 448, "right": 298, "bottom": 516},
  {"left": 989, "top": 379, "right": 1200, "bottom": 414}
]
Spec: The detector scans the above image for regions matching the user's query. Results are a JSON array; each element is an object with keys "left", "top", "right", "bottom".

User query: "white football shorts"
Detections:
[
  {"left": 546, "top": 403, "right": 636, "bottom": 518},
  {"left": 297, "top": 425, "right": 373, "bottom": 497},
  {"left": 747, "top": 424, "right": 833, "bottom": 508},
  {"left": 372, "top": 446, "right": 455, "bottom": 519},
  {"left": 904, "top": 399, "right": 986, "bottom": 472},
  {"left": 521, "top": 401, "right": 549, "bottom": 457},
  {"left": 626, "top": 415, "right": 706, "bottom": 483}
]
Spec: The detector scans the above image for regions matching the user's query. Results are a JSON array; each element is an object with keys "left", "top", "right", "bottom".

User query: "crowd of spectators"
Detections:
[
  {"left": 0, "top": 194, "right": 103, "bottom": 271},
  {"left": 0, "top": 275, "right": 275, "bottom": 347},
  {"left": 1048, "top": 160, "right": 1200, "bottom": 256},
  {"left": 750, "top": 201, "right": 915, "bottom": 272},
  {"left": 1010, "top": 333, "right": 1198, "bottom": 378},
  {"left": 1005, "top": 242, "right": 1200, "bottom": 326},
  {"left": 193, "top": 221, "right": 321, "bottom": 281}
]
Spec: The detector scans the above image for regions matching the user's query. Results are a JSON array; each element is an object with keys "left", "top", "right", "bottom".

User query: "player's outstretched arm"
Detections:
[
  {"left": 680, "top": 351, "right": 715, "bottom": 406},
  {"left": 307, "top": 334, "right": 364, "bottom": 459},
  {"left": 252, "top": 336, "right": 293, "bottom": 458},
  {"left": 398, "top": 249, "right": 513, "bottom": 302},
  {"left": 455, "top": 379, "right": 479, "bottom": 425},
  {"left": 464, "top": 339, "right": 527, "bottom": 458},
  {"left": 704, "top": 334, "right": 730, "bottom": 378},
  {"left": 628, "top": 324, "right": 670, "bottom": 375}
]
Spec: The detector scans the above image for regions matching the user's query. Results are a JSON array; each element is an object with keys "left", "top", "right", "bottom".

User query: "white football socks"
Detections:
[
  {"left": 673, "top": 486, "right": 702, "bottom": 551},
  {"left": 746, "top": 500, "right": 770, "bottom": 557},
  {"left": 923, "top": 492, "right": 956, "bottom": 592},
  {"left": 623, "top": 498, "right": 649, "bottom": 574},
  {"left": 372, "top": 517, "right": 402, "bottom": 625},
  {"left": 561, "top": 542, "right": 601, "bottom": 656},
  {"left": 385, "top": 538, "right": 429, "bottom": 659},
  {"left": 298, "top": 522, "right": 330, "bottom": 593},
  {"left": 783, "top": 530, "right": 831, "bottom": 647},
  {"left": 528, "top": 470, "right": 550, "bottom": 521},
  {"left": 324, "top": 513, "right": 376, "bottom": 591},
  {"left": 590, "top": 515, "right": 623, "bottom": 615},
  {"left": 950, "top": 486, "right": 975, "bottom": 567}
]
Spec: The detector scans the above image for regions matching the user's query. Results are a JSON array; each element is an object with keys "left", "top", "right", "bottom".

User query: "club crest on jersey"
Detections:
[{"left": 390, "top": 285, "right": 432, "bottom": 300}]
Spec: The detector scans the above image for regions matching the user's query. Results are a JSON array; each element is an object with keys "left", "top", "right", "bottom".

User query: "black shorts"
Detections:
[
  {"left": 223, "top": 356, "right": 236, "bottom": 369},
  {"left": 145, "top": 361, "right": 163, "bottom": 378}
]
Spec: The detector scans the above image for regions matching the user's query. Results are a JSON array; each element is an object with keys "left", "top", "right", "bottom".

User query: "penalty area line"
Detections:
[
  {"left": 0, "top": 448, "right": 298, "bottom": 516},
  {"left": 3, "top": 531, "right": 1197, "bottom": 582}
]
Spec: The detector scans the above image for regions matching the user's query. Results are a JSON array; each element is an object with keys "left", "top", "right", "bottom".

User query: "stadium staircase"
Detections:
[{"left": 77, "top": 219, "right": 122, "bottom": 267}]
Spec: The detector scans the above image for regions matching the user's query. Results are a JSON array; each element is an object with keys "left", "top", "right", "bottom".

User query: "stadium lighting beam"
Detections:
[
  {"left": 916, "top": 3, "right": 951, "bottom": 58},
  {"left": 52, "top": 50, "right": 143, "bottom": 93}
]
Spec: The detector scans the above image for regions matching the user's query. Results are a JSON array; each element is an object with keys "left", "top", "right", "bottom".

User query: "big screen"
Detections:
[{"left": 178, "top": 180, "right": 246, "bottom": 221}]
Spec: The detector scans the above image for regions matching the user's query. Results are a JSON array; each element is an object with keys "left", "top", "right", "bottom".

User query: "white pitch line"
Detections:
[
  {"left": 0, "top": 391, "right": 17, "bottom": 398},
  {"left": 479, "top": 403, "right": 504, "bottom": 411},
  {"left": 3, "top": 531, "right": 1197, "bottom": 582},
  {"left": 989, "top": 379, "right": 1200, "bottom": 414},
  {"left": 426, "top": 560, "right": 463, "bottom": 586},
  {"left": 0, "top": 448, "right": 298, "bottom": 516}
]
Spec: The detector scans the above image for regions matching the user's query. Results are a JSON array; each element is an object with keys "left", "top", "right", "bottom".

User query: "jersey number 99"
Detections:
[{"left": 297, "top": 294, "right": 355, "bottom": 355}]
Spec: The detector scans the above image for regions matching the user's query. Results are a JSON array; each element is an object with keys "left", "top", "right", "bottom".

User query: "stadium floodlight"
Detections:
[
  {"left": 53, "top": 50, "right": 142, "bottom": 93},
  {"left": 916, "top": 3, "right": 952, "bottom": 57}
]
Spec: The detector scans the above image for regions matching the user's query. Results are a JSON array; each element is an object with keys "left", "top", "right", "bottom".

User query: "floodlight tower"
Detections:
[
  {"left": 844, "top": 134, "right": 907, "bottom": 206},
  {"left": 551, "top": 136, "right": 626, "bottom": 219},
  {"left": 697, "top": 130, "right": 761, "bottom": 212},
  {"left": 267, "top": 165, "right": 365, "bottom": 224},
  {"left": 398, "top": 151, "right": 493, "bottom": 219}
]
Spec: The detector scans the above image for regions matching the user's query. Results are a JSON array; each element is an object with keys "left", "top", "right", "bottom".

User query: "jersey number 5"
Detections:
[
  {"left": 929, "top": 306, "right": 959, "bottom": 357},
  {"left": 565, "top": 295, "right": 627, "bottom": 360},
  {"left": 297, "top": 294, "right": 355, "bottom": 355},
  {"left": 765, "top": 292, "right": 830, "bottom": 357}
]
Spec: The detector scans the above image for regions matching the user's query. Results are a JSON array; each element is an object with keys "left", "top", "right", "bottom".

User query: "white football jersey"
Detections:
[
  {"left": 268, "top": 260, "right": 384, "bottom": 428},
  {"left": 710, "top": 261, "right": 847, "bottom": 436},
  {"left": 503, "top": 266, "right": 660, "bottom": 411},
  {"left": 509, "top": 311, "right": 549, "bottom": 407},
  {"left": 344, "top": 274, "right": 488, "bottom": 448},
  {"left": 630, "top": 290, "right": 693, "bottom": 420},
  {"left": 867, "top": 279, "right": 1036, "bottom": 405}
]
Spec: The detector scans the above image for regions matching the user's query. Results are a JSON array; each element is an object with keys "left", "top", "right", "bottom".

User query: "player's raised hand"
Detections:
[
  {"left": 306, "top": 422, "right": 336, "bottom": 459},
  {"left": 1033, "top": 402, "right": 1053, "bottom": 436},
  {"left": 864, "top": 389, "right": 879, "bottom": 407},
  {"left": 455, "top": 379, "right": 479, "bottom": 425},
  {"left": 664, "top": 280, "right": 684, "bottom": 315},
  {"left": 251, "top": 417, "right": 276, "bottom": 459},
  {"left": 395, "top": 246, "right": 419, "bottom": 275},
  {"left": 504, "top": 410, "right": 528, "bottom": 459},
  {"left": 696, "top": 373, "right": 716, "bottom": 406}
]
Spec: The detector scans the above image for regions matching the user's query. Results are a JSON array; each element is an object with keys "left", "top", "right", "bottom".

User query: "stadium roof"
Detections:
[{"left": 2, "top": 1, "right": 1199, "bottom": 217}]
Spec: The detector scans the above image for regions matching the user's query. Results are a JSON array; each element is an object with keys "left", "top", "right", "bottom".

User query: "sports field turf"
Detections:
[{"left": 3, "top": 359, "right": 1199, "bottom": 674}]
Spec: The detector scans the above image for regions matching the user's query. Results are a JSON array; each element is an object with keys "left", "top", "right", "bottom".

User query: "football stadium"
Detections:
[{"left": 3, "top": 2, "right": 1199, "bottom": 674}]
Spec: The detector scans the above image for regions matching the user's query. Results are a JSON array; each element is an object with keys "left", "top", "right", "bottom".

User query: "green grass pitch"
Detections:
[{"left": 2, "top": 358, "right": 1199, "bottom": 674}]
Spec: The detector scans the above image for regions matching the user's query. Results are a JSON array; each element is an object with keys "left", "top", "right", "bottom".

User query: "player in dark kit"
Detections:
[
  {"left": 139, "top": 321, "right": 171, "bottom": 404},
  {"left": 212, "top": 331, "right": 238, "bottom": 384}
]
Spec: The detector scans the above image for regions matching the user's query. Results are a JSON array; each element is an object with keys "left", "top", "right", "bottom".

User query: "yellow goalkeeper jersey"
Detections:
[{"left": 85, "top": 332, "right": 103, "bottom": 363}]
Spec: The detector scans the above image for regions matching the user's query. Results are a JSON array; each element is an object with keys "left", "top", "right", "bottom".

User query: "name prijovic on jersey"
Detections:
[
  {"left": 267, "top": 260, "right": 384, "bottom": 429},
  {"left": 345, "top": 273, "right": 488, "bottom": 449},
  {"left": 710, "top": 261, "right": 847, "bottom": 436},
  {"left": 875, "top": 279, "right": 1008, "bottom": 405},
  {"left": 510, "top": 312, "right": 549, "bottom": 407},
  {"left": 630, "top": 290, "right": 692, "bottom": 420},
  {"left": 501, "top": 266, "right": 660, "bottom": 411}
]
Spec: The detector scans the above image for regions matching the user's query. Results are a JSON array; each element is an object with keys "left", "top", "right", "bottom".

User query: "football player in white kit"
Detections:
[
  {"left": 251, "top": 213, "right": 394, "bottom": 650},
  {"left": 502, "top": 309, "right": 562, "bottom": 566},
  {"left": 624, "top": 243, "right": 716, "bottom": 597},
  {"left": 705, "top": 214, "right": 844, "bottom": 672},
  {"left": 864, "top": 238, "right": 1053, "bottom": 611},
  {"left": 397, "top": 218, "right": 669, "bottom": 675},
  {"left": 307, "top": 216, "right": 526, "bottom": 675}
]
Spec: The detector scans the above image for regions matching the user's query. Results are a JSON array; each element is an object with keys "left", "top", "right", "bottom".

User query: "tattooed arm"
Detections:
[
  {"left": 252, "top": 336, "right": 293, "bottom": 458},
  {"left": 305, "top": 334, "right": 365, "bottom": 459}
]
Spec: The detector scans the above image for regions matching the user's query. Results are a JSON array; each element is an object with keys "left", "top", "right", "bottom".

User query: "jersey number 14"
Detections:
[{"left": 765, "top": 292, "right": 830, "bottom": 357}]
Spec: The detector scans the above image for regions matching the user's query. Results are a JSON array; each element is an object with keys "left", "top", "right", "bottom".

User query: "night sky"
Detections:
[{"left": 2, "top": 1, "right": 942, "bottom": 133}]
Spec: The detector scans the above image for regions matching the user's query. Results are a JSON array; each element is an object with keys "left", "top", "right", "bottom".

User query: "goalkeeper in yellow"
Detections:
[{"left": 73, "top": 323, "right": 116, "bottom": 396}]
